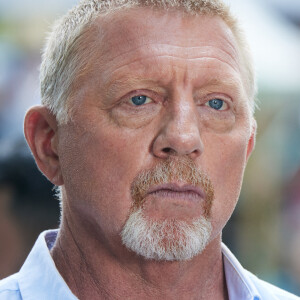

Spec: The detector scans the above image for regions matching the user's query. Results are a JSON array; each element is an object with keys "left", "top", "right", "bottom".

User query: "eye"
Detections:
[
  {"left": 205, "top": 99, "right": 227, "bottom": 111},
  {"left": 130, "top": 95, "right": 152, "bottom": 106}
]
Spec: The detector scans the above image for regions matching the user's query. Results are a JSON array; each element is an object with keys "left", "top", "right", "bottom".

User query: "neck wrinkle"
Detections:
[{"left": 52, "top": 214, "right": 227, "bottom": 300}]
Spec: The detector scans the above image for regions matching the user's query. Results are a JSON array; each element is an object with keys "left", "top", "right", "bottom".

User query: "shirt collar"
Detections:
[
  {"left": 17, "top": 230, "right": 262, "bottom": 300},
  {"left": 222, "top": 243, "right": 261, "bottom": 300},
  {"left": 18, "top": 230, "right": 78, "bottom": 300}
]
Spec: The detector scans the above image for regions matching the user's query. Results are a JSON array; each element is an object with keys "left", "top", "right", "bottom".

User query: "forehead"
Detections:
[
  {"left": 97, "top": 8, "right": 239, "bottom": 59},
  {"left": 81, "top": 8, "right": 243, "bottom": 92},
  {"left": 98, "top": 8, "right": 237, "bottom": 45}
]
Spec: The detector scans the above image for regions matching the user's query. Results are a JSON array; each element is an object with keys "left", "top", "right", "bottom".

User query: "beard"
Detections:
[
  {"left": 121, "top": 156, "right": 214, "bottom": 261},
  {"left": 121, "top": 207, "right": 212, "bottom": 261}
]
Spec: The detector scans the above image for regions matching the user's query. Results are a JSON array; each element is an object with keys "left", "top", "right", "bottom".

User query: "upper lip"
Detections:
[{"left": 147, "top": 183, "right": 205, "bottom": 198}]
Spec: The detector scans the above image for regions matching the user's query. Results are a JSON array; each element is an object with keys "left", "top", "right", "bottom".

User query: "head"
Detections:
[{"left": 25, "top": 0, "right": 257, "bottom": 262}]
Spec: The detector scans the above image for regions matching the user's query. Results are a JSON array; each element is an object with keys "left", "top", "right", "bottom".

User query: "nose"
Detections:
[{"left": 152, "top": 100, "right": 203, "bottom": 160}]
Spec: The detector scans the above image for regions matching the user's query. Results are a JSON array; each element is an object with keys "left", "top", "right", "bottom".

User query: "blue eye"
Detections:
[
  {"left": 130, "top": 95, "right": 149, "bottom": 106},
  {"left": 207, "top": 99, "right": 224, "bottom": 110}
]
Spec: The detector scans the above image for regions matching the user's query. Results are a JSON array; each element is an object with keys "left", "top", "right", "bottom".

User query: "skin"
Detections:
[{"left": 24, "top": 8, "right": 256, "bottom": 300}]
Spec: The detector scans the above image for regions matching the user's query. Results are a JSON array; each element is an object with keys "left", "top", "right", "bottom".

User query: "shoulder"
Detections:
[
  {"left": 246, "top": 270, "right": 300, "bottom": 300},
  {"left": 0, "top": 274, "right": 22, "bottom": 299}
]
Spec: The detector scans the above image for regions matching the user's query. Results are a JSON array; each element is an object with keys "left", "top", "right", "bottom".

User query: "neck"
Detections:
[{"left": 51, "top": 215, "right": 228, "bottom": 300}]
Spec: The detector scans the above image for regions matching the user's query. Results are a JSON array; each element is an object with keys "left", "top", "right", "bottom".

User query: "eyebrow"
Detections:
[
  {"left": 200, "top": 77, "right": 243, "bottom": 89},
  {"left": 103, "top": 77, "right": 168, "bottom": 101},
  {"left": 197, "top": 77, "right": 245, "bottom": 98},
  {"left": 102, "top": 75, "right": 246, "bottom": 106}
]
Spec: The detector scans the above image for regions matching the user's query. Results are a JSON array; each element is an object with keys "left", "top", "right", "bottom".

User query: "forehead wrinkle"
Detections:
[
  {"left": 101, "top": 54, "right": 241, "bottom": 88},
  {"left": 99, "top": 43, "right": 239, "bottom": 67},
  {"left": 212, "top": 24, "right": 240, "bottom": 57},
  {"left": 96, "top": 13, "right": 240, "bottom": 64}
]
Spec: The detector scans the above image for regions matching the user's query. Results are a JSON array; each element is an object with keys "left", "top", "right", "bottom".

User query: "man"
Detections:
[{"left": 0, "top": 0, "right": 298, "bottom": 299}]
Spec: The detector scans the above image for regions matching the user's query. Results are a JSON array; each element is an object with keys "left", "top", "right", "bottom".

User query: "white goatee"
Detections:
[{"left": 121, "top": 208, "right": 212, "bottom": 261}]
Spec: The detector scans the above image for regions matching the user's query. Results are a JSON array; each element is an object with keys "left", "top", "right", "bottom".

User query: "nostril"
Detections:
[
  {"left": 161, "top": 146, "right": 201, "bottom": 157},
  {"left": 162, "top": 147, "right": 172, "bottom": 153}
]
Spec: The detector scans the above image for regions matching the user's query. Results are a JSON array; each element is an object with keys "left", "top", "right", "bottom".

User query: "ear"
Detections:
[
  {"left": 24, "top": 106, "right": 64, "bottom": 186},
  {"left": 246, "top": 117, "right": 257, "bottom": 161}
]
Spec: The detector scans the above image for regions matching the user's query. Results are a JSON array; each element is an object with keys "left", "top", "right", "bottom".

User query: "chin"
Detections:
[{"left": 121, "top": 207, "right": 212, "bottom": 261}]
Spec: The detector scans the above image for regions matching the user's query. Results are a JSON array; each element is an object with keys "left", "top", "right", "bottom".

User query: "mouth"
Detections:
[{"left": 147, "top": 183, "right": 205, "bottom": 202}]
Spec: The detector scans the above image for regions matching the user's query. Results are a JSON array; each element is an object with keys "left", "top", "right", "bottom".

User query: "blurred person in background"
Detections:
[{"left": 0, "top": 139, "right": 60, "bottom": 279}]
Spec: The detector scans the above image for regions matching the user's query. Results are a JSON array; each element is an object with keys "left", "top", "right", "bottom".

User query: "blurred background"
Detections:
[{"left": 0, "top": 0, "right": 299, "bottom": 295}]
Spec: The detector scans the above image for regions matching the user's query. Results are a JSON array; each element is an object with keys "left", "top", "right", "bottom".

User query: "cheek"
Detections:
[
  {"left": 58, "top": 124, "right": 149, "bottom": 231},
  {"left": 202, "top": 130, "right": 249, "bottom": 231}
]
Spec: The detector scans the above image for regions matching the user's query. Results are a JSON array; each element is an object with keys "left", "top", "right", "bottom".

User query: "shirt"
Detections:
[{"left": 0, "top": 230, "right": 299, "bottom": 300}]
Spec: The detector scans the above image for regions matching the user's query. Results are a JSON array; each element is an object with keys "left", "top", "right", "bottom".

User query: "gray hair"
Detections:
[{"left": 40, "top": 0, "right": 257, "bottom": 124}]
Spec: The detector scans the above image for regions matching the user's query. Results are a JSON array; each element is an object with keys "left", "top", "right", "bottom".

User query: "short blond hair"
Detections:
[{"left": 40, "top": 0, "right": 256, "bottom": 124}]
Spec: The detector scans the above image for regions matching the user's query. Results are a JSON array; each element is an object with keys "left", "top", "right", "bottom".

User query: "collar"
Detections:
[
  {"left": 17, "top": 230, "right": 262, "bottom": 300},
  {"left": 18, "top": 230, "right": 78, "bottom": 300},
  {"left": 222, "top": 243, "right": 261, "bottom": 300}
]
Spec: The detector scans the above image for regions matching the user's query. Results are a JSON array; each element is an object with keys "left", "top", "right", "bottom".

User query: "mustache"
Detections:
[{"left": 130, "top": 156, "right": 214, "bottom": 217}]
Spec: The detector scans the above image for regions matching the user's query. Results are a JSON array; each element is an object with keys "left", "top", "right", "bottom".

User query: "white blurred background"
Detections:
[{"left": 0, "top": 0, "right": 299, "bottom": 295}]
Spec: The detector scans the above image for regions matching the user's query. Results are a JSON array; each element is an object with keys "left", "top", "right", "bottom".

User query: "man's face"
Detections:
[{"left": 56, "top": 8, "right": 255, "bottom": 258}]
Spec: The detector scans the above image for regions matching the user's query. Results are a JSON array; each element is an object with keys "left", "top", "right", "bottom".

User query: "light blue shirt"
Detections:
[{"left": 0, "top": 230, "right": 299, "bottom": 300}]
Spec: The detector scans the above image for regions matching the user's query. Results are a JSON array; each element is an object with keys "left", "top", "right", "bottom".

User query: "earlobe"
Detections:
[
  {"left": 24, "top": 106, "right": 64, "bottom": 186},
  {"left": 246, "top": 118, "right": 257, "bottom": 161}
]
